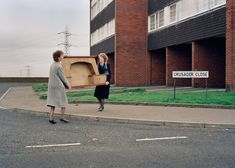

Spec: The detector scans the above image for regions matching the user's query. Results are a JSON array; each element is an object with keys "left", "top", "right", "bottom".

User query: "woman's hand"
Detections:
[
  {"left": 66, "top": 85, "right": 72, "bottom": 89},
  {"left": 105, "top": 81, "right": 109, "bottom": 85}
]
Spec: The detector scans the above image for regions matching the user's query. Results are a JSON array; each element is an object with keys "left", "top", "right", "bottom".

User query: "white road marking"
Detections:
[
  {"left": 0, "top": 88, "right": 11, "bottom": 110},
  {"left": 136, "top": 136, "right": 188, "bottom": 142},
  {"left": 0, "top": 106, "right": 6, "bottom": 109},
  {"left": 0, "top": 88, "right": 11, "bottom": 102},
  {"left": 25, "top": 143, "right": 81, "bottom": 148}
]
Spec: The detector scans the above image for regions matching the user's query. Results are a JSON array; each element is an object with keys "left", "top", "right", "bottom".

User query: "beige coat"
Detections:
[{"left": 47, "top": 62, "right": 69, "bottom": 107}]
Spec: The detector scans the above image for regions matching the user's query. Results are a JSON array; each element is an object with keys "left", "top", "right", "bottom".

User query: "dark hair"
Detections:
[{"left": 53, "top": 50, "right": 64, "bottom": 62}]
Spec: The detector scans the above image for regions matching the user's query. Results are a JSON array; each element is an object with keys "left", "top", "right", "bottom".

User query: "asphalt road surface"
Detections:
[
  {"left": 0, "top": 109, "right": 234, "bottom": 168},
  {"left": 0, "top": 83, "right": 33, "bottom": 97}
]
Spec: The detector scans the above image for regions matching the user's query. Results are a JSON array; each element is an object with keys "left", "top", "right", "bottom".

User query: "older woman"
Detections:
[
  {"left": 47, "top": 50, "right": 71, "bottom": 124},
  {"left": 94, "top": 53, "right": 111, "bottom": 112}
]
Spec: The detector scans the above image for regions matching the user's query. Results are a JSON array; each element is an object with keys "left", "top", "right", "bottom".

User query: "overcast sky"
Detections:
[{"left": 0, "top": 0, "right": 90, "bottom": 77}]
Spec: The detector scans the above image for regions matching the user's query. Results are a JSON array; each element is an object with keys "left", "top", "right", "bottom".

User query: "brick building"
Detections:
[{"left": 90, "top": 0, "right": 235, "bottom": 91}]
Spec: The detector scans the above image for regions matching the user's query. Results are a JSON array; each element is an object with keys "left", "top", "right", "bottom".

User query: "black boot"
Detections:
[
  {"left": 49, "top": 120, "right": 57, "bottom": 124},
  {"left": 98, "top": 104, "right": 104, "bottom": 112},
  {"left": 60, "top": 118, "right": 69, "bottom": 123}
]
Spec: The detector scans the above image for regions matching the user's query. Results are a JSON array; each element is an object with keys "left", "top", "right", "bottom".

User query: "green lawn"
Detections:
[
  {"left": 33, "top": 83, "right": 235, "bottom": 106},
  {"left": 32, "top": 83, "right": 48, "bottom": 92}
]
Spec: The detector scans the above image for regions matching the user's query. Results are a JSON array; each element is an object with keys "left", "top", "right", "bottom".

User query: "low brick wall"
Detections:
[{"left": 0, "top": 77, "right": 48, "bottom": 83}]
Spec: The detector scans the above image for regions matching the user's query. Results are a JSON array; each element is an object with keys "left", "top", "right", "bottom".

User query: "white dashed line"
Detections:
[
  {"left": 0, "top": 87, "right": 11, "bottom": 102},
  {"left": 136, "top": 136, "right": 188, "bottom": 142},
  {"left": 25, "top": 143, "right": 81, "bottom": 148},
  {"left": 0, "top": 87, "right": 11, "bottom": 110},
  {"left": 0, "top": 106, "right": 6, "bottom": 109}
]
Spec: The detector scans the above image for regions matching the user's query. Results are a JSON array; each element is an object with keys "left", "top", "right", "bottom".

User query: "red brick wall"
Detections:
[
  {"left": 107, "top": 53, "right": 115, "bottom": 84},
  {"left": 192, "top": 39, "right": 225, "bottom": 88},
  {"left": 166, "top": 45, "right": 192, "bottom": 86},
  {"left": 150, "top": 49, "right": 166, "bottom": 85},
  {"left": 115, "top": 0, "right": 150, "bottom": 86},
  {"left": 226, "top": 0, "right": 235, "bottom": 91}
]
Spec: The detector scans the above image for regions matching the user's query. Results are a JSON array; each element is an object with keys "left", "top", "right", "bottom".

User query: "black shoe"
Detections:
[
  {"left": 49, "top": 120, "right": 57, "bottom": 124},
  {"left": 60, "top": 118, "right": 69, "bottom": 123},
  {"left": 98, "top": 106, "right": 104, "bottom": 112}
]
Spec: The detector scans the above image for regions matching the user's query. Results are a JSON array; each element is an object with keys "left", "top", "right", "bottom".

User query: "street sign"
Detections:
[
  {"left": 172, "top": 71, "right": 209, "bottom": 79},
  {"left": 172, "top": 71, "right": 209, "bottom": 100}
]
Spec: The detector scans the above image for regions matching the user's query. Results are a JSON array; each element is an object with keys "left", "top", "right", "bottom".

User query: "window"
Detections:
[
  {"left": 155, "top": 12, "right": 159, "bottom": 29},
  {"left": 170, "top": 4, "right": 177, "bottom": 23},
  {"left": 91, "top": 8, "right": 93, "bottom": 18},
  {"left": 197, "top": 0, "right": 209, "bottom": 12},
  {"left": 91, "top": 2, "right": 97, "bottom": 19},
  {"left": 110, "top": 19, "right": 115, "bottom": 35},
  {"left": 148, "top": 0, "right": 226, "bottom": 32},
  {"left": 100, "top": 26, "right": 104, "bottom": 39},
  {"left": 91, "top": 19, "right": 115, "bottom": 46},
  {"left": 105, "top": 23, "right": 109, "bottom": 36},
  {"left": 148, "top": 9, "right": 164, "bottom": 31},
  {"left": 208, "top": 0, "right": 215, "bottom": 9},
  {"left": 150, "top": 14, "right": 156, "bottom": 31},
  {"left": 104, "top": 0, "right": 109, "bottom": 6},
  {"left": 104, "top": 24, "right": 107, "bottom": 37},
  {"left": 100, "top": 0, "right": 104, "bottom": 10},
  {"left": 91, "top": 0, "right": 113, "bottom": 20},
  {"left": 197, "top": 0, "right": 225, "bottom": 12},
  {"left": 97, "top": 0, "right": 101, "bottom": 13},
  {"left": 215, "top": 0, "right": 225, "bottom": 5},
  {"left": 159, "top": 10, "right": 164, "bottom": 27},
  {"left": 107, "top": 21, "right": 111, "bottom": 35}
]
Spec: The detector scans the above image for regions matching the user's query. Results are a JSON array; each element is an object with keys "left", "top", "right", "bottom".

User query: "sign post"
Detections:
[
  {"left": 172, "top": 71, "right": 209, "bottom": 100},
  {"left": 173, "top": 79, "right": 176, "bottom": 100},
  {"left": 205, "top": 79, "right": 208, "bottom": 100}
]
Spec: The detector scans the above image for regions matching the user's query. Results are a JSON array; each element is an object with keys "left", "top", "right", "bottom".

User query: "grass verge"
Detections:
[{"left": 33, "top": 83, "right": 235, "bottom": 106}]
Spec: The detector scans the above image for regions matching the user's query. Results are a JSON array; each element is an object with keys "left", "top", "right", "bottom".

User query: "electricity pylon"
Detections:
[
  {"left": 57, "top": 25, "right": 76, "bottom": 56},
  {"left": 25, "top": 65, "right": 31, "bottom": 77}
]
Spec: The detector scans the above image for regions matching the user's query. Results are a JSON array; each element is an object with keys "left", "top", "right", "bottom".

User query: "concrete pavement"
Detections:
[{"left": 1, "top": 86, "right": 235, "bottom": 128}]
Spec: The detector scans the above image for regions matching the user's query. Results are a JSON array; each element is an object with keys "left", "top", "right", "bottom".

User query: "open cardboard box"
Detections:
[{"left": 61, "top": 56, "right": 107, "bottom": 88}]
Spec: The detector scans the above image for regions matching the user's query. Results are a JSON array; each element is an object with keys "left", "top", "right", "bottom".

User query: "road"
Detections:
[
  {"left": 0, "top": 83, "right": 32, "bottom": 97},
  {"left": 0, "top": 109, "right": 234, "bottom": 168},
  {"left": 0, "top": 83, "right": 34, "bottom": 110}
]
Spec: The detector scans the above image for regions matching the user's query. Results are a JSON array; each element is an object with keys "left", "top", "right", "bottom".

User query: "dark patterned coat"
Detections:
[{"left": 94, "top": 63, "right": 111, "bottom": 99}]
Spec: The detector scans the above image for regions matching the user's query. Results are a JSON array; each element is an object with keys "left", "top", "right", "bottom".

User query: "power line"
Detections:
[
  {"left": 20, "top": 70, "right": 22, "bottom": 77},
  {"left": 25, "top": 65, "right": 31, "bottom": 77},
  {"left": 57, "top": 25, "right": 77, "bottom": 56}
]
